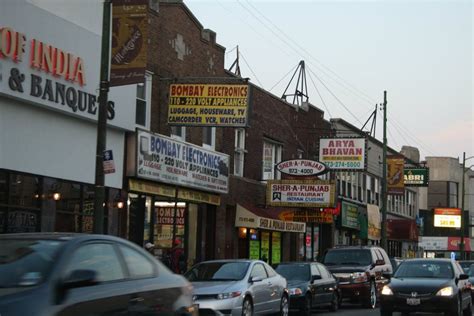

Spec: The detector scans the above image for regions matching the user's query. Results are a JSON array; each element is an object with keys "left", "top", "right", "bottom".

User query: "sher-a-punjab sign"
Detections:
[
  {"left": 404, "top": 168, "right": 429, "bottom": 186},
  {"left": 276, "top": 159, "right": 327, "bottom": 176},
  {"left": 167, "top": 84, "right": 250, "bottom": 127},
  {"left": 319, "top": 138, "right": 366, "bottom": 170},
  {"left": 267, "top": 180, "right": 336, "bottom": 207},
  {"left": 137, "top": 130, "right": 229, "bottom": 194}
]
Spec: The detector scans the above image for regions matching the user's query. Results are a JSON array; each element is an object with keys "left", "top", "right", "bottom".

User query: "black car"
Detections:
[
  {"left": 380, "top": 258, "right": 472, "bottom": 316},
  {"left": 458, "top": 260, "right": 474, "bottom": 299},
  {"left": 275, "top": 262, "right": 339, "bottom": 315},
  {"left": 0, "top": 233, "right": 197, "bottom": 316}
]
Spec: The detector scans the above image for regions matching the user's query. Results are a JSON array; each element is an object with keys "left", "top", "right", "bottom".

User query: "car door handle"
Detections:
[
  {"left": 129, "top": 297, "right": 144, "bottom": 303},
  {"left": 267, "top": 282, "right": 273, "bottom": 286}
]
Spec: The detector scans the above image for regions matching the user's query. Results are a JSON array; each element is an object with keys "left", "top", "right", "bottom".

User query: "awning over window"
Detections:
[{"left": 235, "top": 204, "right": 306, "bottom": 233}]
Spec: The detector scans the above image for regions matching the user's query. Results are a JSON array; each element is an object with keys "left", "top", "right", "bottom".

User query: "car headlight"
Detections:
[
  {"left": 217, "top": 291, "right": 242, "bottom": 300},
  {"left": 351, "top": 272, "right": 368, "bottom": 283},
  {"left": 436, "top": 286, "right": 454, "bottom": 297},
  {"left": 381, "top": 285, "right": 393, "bottom": 295},
  {"left": 288, "top": 288, "right": 303, "bottom": 295}
]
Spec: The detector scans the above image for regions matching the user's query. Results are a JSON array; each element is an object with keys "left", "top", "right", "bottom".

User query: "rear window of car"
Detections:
[
  {"left": 323, "top": 249, "right": 372, "bottom": 266},
  {"left": 0, "top": 239, "right": 65, "bottom": 287}
]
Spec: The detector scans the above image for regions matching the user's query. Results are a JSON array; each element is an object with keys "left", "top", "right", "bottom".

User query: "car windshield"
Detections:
[
  {"left": 0, "top": 239, "right": 65, "bottom": 288},
  {"left": 394, "top": 261, "right": 454, "bottom": 279},
  {"left": 275, "top": 264, "right": 310, "bottom": 282},
  {"left": 323, "top": 249, "right": 372, "bottom": 266},
  {"left": 185, "top": 261, "right": 250, "bottom": 281},
  {"left": 459, "top": 261, "right": 474, "bottom": 276}
]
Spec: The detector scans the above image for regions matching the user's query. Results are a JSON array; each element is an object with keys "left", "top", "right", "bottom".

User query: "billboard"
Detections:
[
  {"left": 434, "top": 208, "right": 461, "bottom": 228},
  {"left": 266, "top": 180, "right": 336, "bottom": 208},
  {"left": 404, "top": 168, "right": 429, "bottom": 186},
  {"left": 387, "top": 155, "right": 405, "bottom": 195},
  {"left": 167, "top": 84, "right": 250, "bottom": 127},
  {"left": 319, "top": 138, "right": 366, "bottom": 170},
  {"left": 110, "top": 0, "right": 148, "bottom": 86},
  {"left": 136, "top": 130, "right": 229, "bottom": 194}
]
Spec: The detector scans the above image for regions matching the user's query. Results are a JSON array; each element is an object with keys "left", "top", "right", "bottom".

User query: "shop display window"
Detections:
[{"left": 153, "top": 201, "right": 186, "bottom": 249}]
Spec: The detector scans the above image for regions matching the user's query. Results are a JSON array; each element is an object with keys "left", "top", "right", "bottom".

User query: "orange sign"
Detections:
[{"left": 387, "top": 155, "right": 404, "bottom": 195}]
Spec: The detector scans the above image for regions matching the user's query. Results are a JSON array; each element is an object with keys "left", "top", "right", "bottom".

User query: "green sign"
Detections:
[
  {"left": 272, "top": 232, "right": 281, "bottom": 265},
  {"left": 249, "top": 240, "right": 260, "bottom": 259},
  {"left": 404, "top": 168, "right": 429, "bottom": 186},
  {"left": 341, "top": 201, "right": 360, "bottom": 229}
]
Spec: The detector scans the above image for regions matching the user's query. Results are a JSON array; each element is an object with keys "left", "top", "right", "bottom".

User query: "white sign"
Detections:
[
  {"left": 137, "top": 130, "right": 229, "bottom": 194},
  {"left": 266, "top": 180, "right": 336, "bottom": 207},
  {"left": 434, "top": 214, "right": 461, "bottom": 228},
  {"left": 276, "top": 159, "right": 327, "bottom": 176},
  {"left": 103, "top": 150, "right": 116, "bottom": 174},
  {"left": 319, "top": 138, "right": 366, "bottom": 170},
  {"left": 419, "top": 236, "right": 448, "bottom": 251}
]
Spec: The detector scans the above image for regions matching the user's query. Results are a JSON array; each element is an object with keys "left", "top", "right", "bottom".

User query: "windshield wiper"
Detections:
[{"left": 340, "top": 262, "right": 362, "bottom": 265}]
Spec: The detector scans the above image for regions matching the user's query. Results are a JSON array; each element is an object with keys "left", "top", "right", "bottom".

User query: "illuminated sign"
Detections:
[
  {"left": 167, "top": 84, "right": 250, "bottom": 127},
  {"left": 434, "top": 208, "right": 461, "bottom": 228},
  {"left": 319, "top": 137, "right": 366, "bottom": 170},
  {"left": 276, "top": 159, "right": 327, "bottom": 176},
  {"left": 266, "top": 180, "right": 336, "bottom": 208}
]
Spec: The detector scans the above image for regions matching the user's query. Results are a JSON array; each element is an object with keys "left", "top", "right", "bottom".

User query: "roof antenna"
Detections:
[
  {"left": 361, "top": 104, "right": 378, "bottom": 137},
  {"left": 281, "top": 60, "right": 309, "bottom": 106}
]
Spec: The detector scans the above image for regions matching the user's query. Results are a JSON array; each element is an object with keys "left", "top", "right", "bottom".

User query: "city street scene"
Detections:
[{"left": 0, "top": 0, "right": 472, "bottom": 315}]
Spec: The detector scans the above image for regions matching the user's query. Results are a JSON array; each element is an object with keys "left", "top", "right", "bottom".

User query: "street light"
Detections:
[{"left": 460, "top": 152, "right": 474, "bottom": 260}]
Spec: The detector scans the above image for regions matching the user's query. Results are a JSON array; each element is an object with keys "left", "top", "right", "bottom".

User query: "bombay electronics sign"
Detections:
[
  {"left": 276, "top": 159, "right": 327, "bottom": 176},
  {"left": 319, "top": 137, "right": 367, "bottom": 170},
  {"left": 266, "top": 180, "right": 336, "bottom": 208},
  {"left": 137, "top": 130, "right": 229, "bottom": 194},
  {"left": 434, "top": 208, "right": 461, "bottom": 228}
]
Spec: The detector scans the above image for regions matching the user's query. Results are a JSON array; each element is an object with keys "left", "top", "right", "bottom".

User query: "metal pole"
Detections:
[
  {"left": 381, "top": 91, "right": 388, "bottom": 250},
  {"left": 93, "top": 0, "right": 111, "bottom": 234},
  {"left": 172, "top": 186, "right": 179, "bottom": 246},
  {"left": 460, "top": 152, "right": 466, "bottom": 260}
]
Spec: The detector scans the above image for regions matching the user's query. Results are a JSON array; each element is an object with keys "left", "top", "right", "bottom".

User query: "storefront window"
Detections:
[
  {"left": 153, "top": 201, "right": 186, "bottom": 249},
  {"left": 272, "top": 232, "right": 281, "bottom": 265},
  {"left": 249, "top": 229, "right": 259, "bottom": 259},
  {"left": 261, "top": 231, "right": 270, "bottom": 262}
]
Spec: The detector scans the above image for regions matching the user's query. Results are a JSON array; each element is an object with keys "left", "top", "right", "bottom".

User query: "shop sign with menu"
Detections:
[
  {"left": 319, "top": 137, "right": 367, "bottom": 171},
  {"left": 267, "top": 180, "right": 336, "bottom": 208},
  {"left": 136, "top": 130, "right": 229, "bottom": 194}
]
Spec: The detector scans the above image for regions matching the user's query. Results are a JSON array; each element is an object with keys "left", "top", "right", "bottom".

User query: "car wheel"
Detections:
[
  {"left": 242, "top": 297, "right": 253, "bottom": 316},
  {"left": 300, "top": 294, "right": 312, "bottom": 316},
  {"left": 330, "top": 292, "right": 339, "bottom": 312},
  {"left": 279, "top": 294, "right": 289, "bottom": 316},
  {"left": 365, "top": 280, "right": 377, "bottom": 309}
]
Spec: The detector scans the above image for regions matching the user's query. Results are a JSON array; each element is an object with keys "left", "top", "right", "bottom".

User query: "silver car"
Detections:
[{"left": 184, "top": 259, "right": 289, "bottom": 315}]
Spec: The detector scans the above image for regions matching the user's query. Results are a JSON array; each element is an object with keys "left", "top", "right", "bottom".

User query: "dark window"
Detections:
[
  {"left": 119, "top": 245, "right": 154, "bottom": 278},
  {"left": 251, "top": 263, "right": 268, "bottom": 279},
  {"left": 276, "top": 264, "right": 310, "bottom": 281},
  {"left": 65, "top": 243, "right": 125, "bottom": 282},
  {"left": 136, "top": 99, "right": 146, "bottom": 126}
]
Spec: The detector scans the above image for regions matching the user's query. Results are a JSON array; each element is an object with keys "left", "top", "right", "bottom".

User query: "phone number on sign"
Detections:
[{"left": 325, "top": 161, "right": 362, "bottom": 169}]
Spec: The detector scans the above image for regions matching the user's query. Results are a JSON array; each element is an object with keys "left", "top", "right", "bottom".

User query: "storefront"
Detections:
[
  {"left": 419, "top": 236, "right": 472, "bottom": 259},
  {"left": 126, "top": 130, "right": 229, "bottom": 270},
  {"left": 235, "top": 204, "right": 306, "bottom": 265},
  {"left": 387, "top": 218, "right": 419, "bottom": 258},
  {"left": 336, "top": 200, "right": 363, "bottom": 246},
  {"left": 359, "top": 203, "right": 381, "bottom": 245},
  {"left": 0, "top": 0, "right": 135, "bottom": 234}
]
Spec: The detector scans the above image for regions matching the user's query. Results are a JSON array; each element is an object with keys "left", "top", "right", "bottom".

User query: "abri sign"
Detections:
[{"left": 276, "top": 159, "right": 327, "bottom": 176}]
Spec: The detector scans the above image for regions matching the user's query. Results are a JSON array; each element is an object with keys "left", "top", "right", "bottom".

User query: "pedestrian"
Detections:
[
  {"left": 170, "top": 238, "right": 186, "bottom": 274},
  {"left": 144, "top": 242, "right": 155, "bottom": 255}
]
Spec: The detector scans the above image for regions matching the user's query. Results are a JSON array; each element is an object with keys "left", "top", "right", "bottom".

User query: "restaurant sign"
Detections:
[
  {"left": 266, "top": 180, "right": 336, "bottom": 208},
  {"left": 434, "top": 208, "right": 461, "bottom": 228},
  {"left": 235, "top": 204, "right": 306, "bottom": 233},
  {"left": 319, "top": 137, "right": 367, "bottom": 170},
  {"left": 276, "top": 159, "right": 327, "bottom": 176},
  {"left": 404, "top": 168, "right": 429, "bottom": 187},
  {"left": 136, "top": 130, "right": 229, "bottom": 194},
  {"left": 278, "top": 210, "right": 333, "bottom": 224}
]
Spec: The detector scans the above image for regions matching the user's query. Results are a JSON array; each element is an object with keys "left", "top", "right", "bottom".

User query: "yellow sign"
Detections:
[
  {"left": 387, "top": 155, "right": 405, "bottom": 195},
  {"left": 129, "top": 179, "right": 220, "bottom": 205},
  {"left": 278, "top": 210, "right": 333, "bottom": 224},
  {"left": 167, "top": 84, "right": 250, "bottom": 127}
]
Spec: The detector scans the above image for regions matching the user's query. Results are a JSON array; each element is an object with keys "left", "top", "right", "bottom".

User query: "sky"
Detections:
[{"left": 185, "top": 0, "right": 473, "bottom": 162}]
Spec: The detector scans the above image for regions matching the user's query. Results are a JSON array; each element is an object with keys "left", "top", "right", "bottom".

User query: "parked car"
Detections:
[
  {"left": 184, "top": 259, "right": 289, "bottom": 316},
  {"left": 321, "top": 245, "right": 393, "bottom": 309},
  {"left": 380, "top": 258, "right": 472, "bottom": 316},
  {"left": 458, "top": 260, "right": 474, "bottom": 299},
  {"left": 0, "top": 233, "right": 197, "bottom": 316},
  {"left": 275, "top": 261, "right": 340, "bottom": 315}
]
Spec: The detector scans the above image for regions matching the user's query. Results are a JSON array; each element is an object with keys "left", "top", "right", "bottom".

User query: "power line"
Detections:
[
  {"left": 239, "top": 51, "right": 264, "bottom": 87},
  {"left": 307, "top": 68, "right": 333, "bottom": 118},
  {"left": 269, "top": 64, "right": 298, "bottom": 92}
]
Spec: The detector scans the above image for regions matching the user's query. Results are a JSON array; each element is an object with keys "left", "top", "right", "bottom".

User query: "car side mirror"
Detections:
[
  {"left": 382, "top": 272, "right": 392, "bottom": 280},
  {"left": 62, "top": 269, "right": 98, "bottom": 290},
  {"left": 311, "top": 275, "right": 322, "bottom": 282},
  {"left": 459, "top": 274, "right": 469, "bottom": 280},
  {"left": 375, "top": 259, "right": 385, "bottom": 266},
  {"left": 250, "top": 276, "right": 264, "bottom": 283}
]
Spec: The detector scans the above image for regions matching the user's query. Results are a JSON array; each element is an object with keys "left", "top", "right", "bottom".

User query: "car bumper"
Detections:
[
  {"left": 380, "top": 294, "right": 458, "bottom": 313},
  {"left": 289, "top": 294, "right": 306, "bottom": 309},
  {"left": 339, "top": 282, "right": 371, "bottom": 300},
  {"left": 194, "top": 297, "right": 243, "bottom": 316}
]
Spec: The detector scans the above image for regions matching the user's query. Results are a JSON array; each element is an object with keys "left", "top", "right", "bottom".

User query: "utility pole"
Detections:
[
  {"left": 460, "top": 152, "right": 466, "bottom": 260},
  {"left": 381, "top": 91, "right": 388, "bottom": 250},
  {"left": 93, "top": 0, "right": 111, "bottom": 234}
]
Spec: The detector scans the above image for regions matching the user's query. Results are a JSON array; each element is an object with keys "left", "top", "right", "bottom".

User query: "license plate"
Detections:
[{"left": 406, "top": 298, "right": 420, "bottom": 305}]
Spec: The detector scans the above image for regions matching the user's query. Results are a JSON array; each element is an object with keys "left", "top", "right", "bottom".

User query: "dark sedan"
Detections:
[
  {"left": 275, "top": 262, "right": 339, "bottom": 315},
  {"left": 380, "top": 258, "right": 472, "bottom": 316},
  {"left": 0, "top": 233, "right": 197, "bottom": 316}
]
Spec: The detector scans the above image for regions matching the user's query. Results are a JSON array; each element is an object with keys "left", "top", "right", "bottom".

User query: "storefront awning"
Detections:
[{"left": 235, "top": 204, "right": 306, "bottom": 233}]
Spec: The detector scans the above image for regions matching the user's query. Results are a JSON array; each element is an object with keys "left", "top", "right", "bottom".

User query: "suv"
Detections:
[{"left": 321, "top": 246, "right": 392, "bottom": 309}]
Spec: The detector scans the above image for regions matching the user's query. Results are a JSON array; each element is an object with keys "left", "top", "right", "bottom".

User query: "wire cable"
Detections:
[
  {"left": 239, "top": 51, "right": 264, "bottom": 87},
  {"left": 307, "top": 68, "right": 333, "bottom": 118},
  {"left": 269, "top": 64, "right": 298, "bottom": 92}
]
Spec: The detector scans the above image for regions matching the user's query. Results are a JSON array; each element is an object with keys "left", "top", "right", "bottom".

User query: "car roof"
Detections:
[
  {"left": 277, "top": 261, "right": 312, "bottom": 265},
  {"left": 198, "top": 259, "right": 256, "bottom": 264},
  {"left": 402, "top": 258, "right": 453, "bottom": 263}
]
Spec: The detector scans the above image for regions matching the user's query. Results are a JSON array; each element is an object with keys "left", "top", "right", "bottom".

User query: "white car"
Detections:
[{"left": 184, "top": 259, "right": 289, "bottom": 316}]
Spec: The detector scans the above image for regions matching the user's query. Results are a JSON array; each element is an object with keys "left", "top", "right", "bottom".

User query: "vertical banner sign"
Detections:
[
  {"left": 387, "top": 155, "right": 405, "bottom": 195},
  {"left": 319, "top": 138, "right": 367, "bottom": 170},
  {"left": 110, "top": 0, "right": 148, "bottom": 86},
  {"left": 167, "top": 84, "right": 250, "bottom": 127},
  {"left": 103, "top": 150, "right": 116, "bottom": 174}
]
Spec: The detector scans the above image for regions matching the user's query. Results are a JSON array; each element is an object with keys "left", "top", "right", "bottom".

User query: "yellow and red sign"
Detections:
[
  {"left": 167, "top": 83, "right": 250, "bottom": 127},
  {"left": 387, "top": 155, "right": 405, "bottom": 195},
  {"left": 434, "top": 208, "right": 461, "bottom": 228},
  {"left": 278, "top": 210, "right": 333, "bottom": 224}
]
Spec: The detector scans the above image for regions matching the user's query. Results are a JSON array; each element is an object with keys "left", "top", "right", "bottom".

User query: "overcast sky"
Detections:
[{"left": 186, "top": 0, "right": 473, "bottom": 162}]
